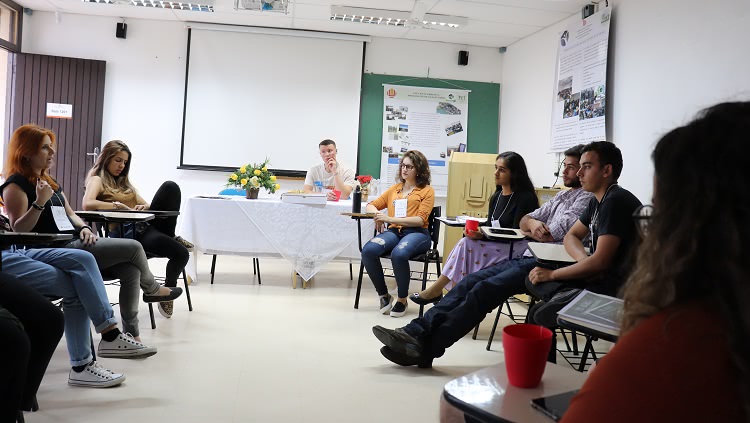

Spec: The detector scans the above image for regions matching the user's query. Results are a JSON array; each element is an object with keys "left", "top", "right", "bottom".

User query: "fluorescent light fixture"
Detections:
[
  {"left": 330, "top": 5, "right": 467, "bottom": 28},
  {"left": 83, "top": 0, "right": 214, "bottom": 12},
  {"left": 234, "top": 0, "right": 288, "bottom": 13}
]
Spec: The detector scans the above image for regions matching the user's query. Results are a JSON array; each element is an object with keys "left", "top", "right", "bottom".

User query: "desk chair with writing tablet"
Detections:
[{"left": 354, "top": 206, "right": 442, "bottom": 318}]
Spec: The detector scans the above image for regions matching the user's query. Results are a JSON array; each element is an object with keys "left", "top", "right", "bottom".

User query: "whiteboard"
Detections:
[{"left": 181, "top": 28, "right": 364, "bottom": 173}]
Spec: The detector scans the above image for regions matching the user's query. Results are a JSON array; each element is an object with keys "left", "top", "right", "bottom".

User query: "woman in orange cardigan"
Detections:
[{"left": 362, "top": 150, "right": 434, "bottom": 318}]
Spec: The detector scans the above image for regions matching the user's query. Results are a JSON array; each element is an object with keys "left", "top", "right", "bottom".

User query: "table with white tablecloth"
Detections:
[{"left": 180, "top": 196, "right": 374, "bottom": 282}]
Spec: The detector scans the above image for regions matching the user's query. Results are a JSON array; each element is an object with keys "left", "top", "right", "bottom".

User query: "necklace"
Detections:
[{"left": 490, "top": 191, "right": 514, "bottom": 226}]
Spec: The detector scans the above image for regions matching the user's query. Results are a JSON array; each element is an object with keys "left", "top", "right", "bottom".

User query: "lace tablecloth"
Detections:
[{"left": 180, "top": 196, "right": 374, "bottom": 281}]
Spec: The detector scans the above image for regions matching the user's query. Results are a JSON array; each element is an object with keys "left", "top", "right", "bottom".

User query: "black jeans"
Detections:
[
  {"left": 137, "top": 181, "right": 189, "bottom": 287},
  {"left": 0, "top": 272, "right": 64, "bottom": 420},
  {"left": 402, "top": 257, "right": 538, "bottom": 358}
]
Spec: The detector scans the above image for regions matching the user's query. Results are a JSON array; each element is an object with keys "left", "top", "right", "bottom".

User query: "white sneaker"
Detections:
[
  {"left": 98, "top": 333, "right": 157, "bottom": 358},
  {"left": 68, "top": 361, "right": 126, "bottom": 388}
]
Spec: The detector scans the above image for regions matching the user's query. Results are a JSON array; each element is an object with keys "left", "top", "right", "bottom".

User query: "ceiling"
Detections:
[{"left": 15, "top": 0, "right": 593, "bottom": 48}]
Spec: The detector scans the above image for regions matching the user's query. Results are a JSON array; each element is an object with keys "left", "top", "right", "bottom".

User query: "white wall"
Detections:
[
  {"left": 498, "top": 0, "right": 750, "bottom": 202},
  {"left": 365, "top": 37, "right": 503, "bottom": 83},
  {"left": 21, "top": 13, "right": 504, "bottom": 207}
]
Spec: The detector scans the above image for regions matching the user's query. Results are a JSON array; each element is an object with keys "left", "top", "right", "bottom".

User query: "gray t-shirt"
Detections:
[{"left": 303, "top": 162, "right": 356, "bottom": 189}]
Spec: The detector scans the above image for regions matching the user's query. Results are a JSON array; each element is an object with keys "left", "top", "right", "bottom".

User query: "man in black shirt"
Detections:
[{"left": 525, "top": 141, "right": 642, "bottom": 362}]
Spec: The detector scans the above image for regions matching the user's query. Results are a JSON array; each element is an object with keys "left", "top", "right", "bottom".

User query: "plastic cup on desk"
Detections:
[
  {"left": 331, "top": 189, "right": 342, "bottom": 201},
  {"left": 465, "top": 219, "right": 480, "bottom": 234},
  {"left": 502, "top": 324, "right": 553, "bottom": 388}
]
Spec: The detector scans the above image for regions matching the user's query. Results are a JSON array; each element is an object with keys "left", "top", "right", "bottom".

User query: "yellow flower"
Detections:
[
  {"left": 240, "top": 165, "right": 247, "bottom": 173},
  {"left": 275, "top": 184, "right": 280, "bottom": 190},
  {"left": 270, "top": 175, "right": 277, "bottom": 182},
  {"left": 230, "top": 174, "right": 238, "bottom": 181},
  {"left": 240, "top": 178, "right": 248, "bottom": 186},
  {"left": 254, "top": 169, "right": 261, "bottom": 176},
  {"left": 262, "top": 166, "right": 268, "bottom": 172}
]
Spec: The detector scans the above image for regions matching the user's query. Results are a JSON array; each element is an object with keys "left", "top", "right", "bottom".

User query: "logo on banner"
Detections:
[{"left": 387, "top": 88, "right": 397, "bottom": 98}]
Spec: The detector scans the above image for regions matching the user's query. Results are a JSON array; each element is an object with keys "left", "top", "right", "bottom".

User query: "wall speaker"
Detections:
[
  {"left": 582, "top": 4, "right": 596, "bottom": 19},
  {"left": 458, "top": 50, "right": 469, "bottom": 66},
  {"left": 116, "top": 23, "right": 127, "bottom": 39}
]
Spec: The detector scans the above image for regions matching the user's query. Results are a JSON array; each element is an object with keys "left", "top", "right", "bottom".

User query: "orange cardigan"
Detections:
[{"left": 369, "top": 183, "right": 435, "bottom": 229}]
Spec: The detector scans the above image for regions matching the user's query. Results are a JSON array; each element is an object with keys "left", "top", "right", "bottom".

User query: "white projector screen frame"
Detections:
[{"left": 180, "top": 26, "right": 366, "bottom": 176}]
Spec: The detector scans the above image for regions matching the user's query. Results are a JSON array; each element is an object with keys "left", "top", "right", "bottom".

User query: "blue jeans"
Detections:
[
  {"left": 361, "top": 227, "right": 431, "bottom": 298},
  {"left": 402, "top": 257, "right": 538, "bottom": 358},
  {"left": 2, "top": 248, "right": 118, "bottom": 367}
]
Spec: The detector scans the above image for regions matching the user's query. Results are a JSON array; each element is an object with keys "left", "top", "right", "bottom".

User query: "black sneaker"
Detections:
[
  {"left": 379, "top": 294, "right": 394, "bottom": 314},
  {"left": 389, "top": 301, "right": 408, "bottom": 317},
  {"left": 372, "top": 325, "right": 423, "bottom": 357},
  {"left": 532, "top": 288, "right": 583, "bottom": 327},
  {"left": 380, "top": 346, "right": 433, "bottom": 368}
]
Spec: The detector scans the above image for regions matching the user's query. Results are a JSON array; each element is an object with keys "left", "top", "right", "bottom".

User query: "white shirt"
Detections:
[{"left": 303, "top": 162, "right": 356, "bottom": 189}]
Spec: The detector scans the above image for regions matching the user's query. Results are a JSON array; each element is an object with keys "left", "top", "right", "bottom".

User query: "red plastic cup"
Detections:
[
  {"left": 331, "top": 189, "right": 342, "bottom": 201},
  {"left": 465, "top": 219, "right": 479, "bottom": 233},
  {"left": 502, "top": 324, "right": 553, "bottom": 388}
]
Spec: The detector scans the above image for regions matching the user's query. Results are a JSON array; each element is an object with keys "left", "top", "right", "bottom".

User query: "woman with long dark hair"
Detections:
[
  {"left": 409, "top": 151, "right": 538, "bottom": 305},
  {"left": 561, "top": 102, "right": 749, "bottom": 422},
  {"left": 83, "top": 140, "right": 191, "bottom": 318},
  {"left": 361, "top": 150, "right": 435, "bottom": 318}
]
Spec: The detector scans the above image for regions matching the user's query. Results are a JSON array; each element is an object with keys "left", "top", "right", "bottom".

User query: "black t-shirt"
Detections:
[
  {"left": 578, "top": 184, "right": 642, "bottom": 296},
  {"left": 482, "top": 189, "right": 539, "bottom": 229},
  {"left": 0, "top": 173, "right": 76, "bottom": 236}
]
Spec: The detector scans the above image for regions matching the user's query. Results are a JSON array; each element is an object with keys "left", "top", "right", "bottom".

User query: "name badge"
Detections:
[
  {"left": 394, "top": 199, "right": 408, "bottom": 218},
  {"left": 491, "top": 219, "right": 500, "bottom": 228},
  {"left": 51, "top": 206, "right": 74, "bottom": 231}
]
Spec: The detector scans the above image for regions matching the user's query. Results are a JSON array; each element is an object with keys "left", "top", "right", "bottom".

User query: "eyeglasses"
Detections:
[
  {"left": 632, "top": 204, "right": 653, "bottom": 237},
  {"left": 400, "top": 164, "right": 415, "bottom": 171}
]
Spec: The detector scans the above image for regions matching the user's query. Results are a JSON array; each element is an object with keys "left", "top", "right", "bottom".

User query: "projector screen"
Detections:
[{"left": 180, "top": 27, "right": 365, "bottom": 175}]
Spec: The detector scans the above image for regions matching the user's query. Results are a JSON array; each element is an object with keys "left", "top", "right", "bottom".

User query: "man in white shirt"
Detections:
[{"left": 303, "top": 139, "right": 357, "bottom": 200}]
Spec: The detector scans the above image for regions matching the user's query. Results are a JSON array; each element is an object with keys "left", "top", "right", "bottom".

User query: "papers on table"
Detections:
[
  {"left": 280, "top": 193, "right": 327, "bottom": 205},
  {"left": 557, "top": 290, "right": 623, "bottom": 337}
]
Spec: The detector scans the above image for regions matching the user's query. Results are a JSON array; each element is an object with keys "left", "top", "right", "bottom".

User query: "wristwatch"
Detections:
[{"left": 31, "top": 202, "right": 45, "bottom": 211}]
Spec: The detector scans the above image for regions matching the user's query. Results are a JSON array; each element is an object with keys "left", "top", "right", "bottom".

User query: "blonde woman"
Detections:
[{"left": 83, "top": 140, "right": 191, "bottom": 318}]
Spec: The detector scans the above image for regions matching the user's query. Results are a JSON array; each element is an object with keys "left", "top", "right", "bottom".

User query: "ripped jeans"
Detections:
[{"left": 361, "top": 227, "right": 431, "bottom": 298}]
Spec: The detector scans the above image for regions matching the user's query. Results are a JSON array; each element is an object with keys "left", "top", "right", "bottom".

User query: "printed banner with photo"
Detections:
[
  {"left": 550, "top": 6, "right": 612, "bottom": 152},
  {"left": 380, "top": 84, "right": 470, "bottom": 196}
]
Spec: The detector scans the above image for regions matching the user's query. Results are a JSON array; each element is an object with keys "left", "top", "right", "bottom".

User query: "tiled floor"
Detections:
[{"left": 27, "top": 255, "right": 603, "bottom": 423}]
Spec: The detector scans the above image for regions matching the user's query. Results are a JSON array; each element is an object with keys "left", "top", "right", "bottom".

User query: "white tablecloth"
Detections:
[{"left": 180, "top": 196, "right": 374, "bottom": 281}]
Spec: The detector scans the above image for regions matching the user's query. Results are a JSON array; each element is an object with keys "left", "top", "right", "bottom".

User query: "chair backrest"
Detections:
[
  {"left": 218, "top": 188, "right": 246, "bottom": 196},
  {"left": 427, "top": 206, "right": 441, "bottom": 248}
]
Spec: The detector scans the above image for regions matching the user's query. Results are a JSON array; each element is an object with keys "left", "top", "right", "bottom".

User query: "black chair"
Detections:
[
  {"left": 473, "top": 295, "right": 537, "bottom": 350},
  {"left": 354, "top": 206, "right": 442, "bottom": 317},
  {"left": 210, "top": 255, "right": 262, "bottom": 285},
  {"left": 146, "top": 253, "right": 193, "bottom": 330}
]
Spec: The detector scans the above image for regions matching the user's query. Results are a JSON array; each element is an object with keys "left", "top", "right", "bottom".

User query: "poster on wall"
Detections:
[
  {"left": 380, "top": 84, "right": 470, "bottom": 196},
  {"left": 550, "top": 6, "right": 612, "bottom": 151}
]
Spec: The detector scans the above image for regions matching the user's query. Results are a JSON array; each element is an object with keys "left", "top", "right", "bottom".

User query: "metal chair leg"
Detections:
[
  {"left": 255, "top": 258, "right": 262, "bottom": 284},
  {"left": 182, "top": 270, "right": 193, "bottom": 311},
  {"left": 210, "top": 255, "right": 217, "bottom": 285},
  {"left": 472, "top": 324, "right": 480, "bottom": 340},
  {"left": 486, "top": 307, "right": 503, "bottom": 351},
  {"left": 418, "top": 260, "right": 429, "bottom": 317},
  {"left": 148, "top": 303, "right": 156, "bottom": 329},
  {"left": 253, "top": 257, "right": 257, "bottom": 274},
  {"left": 354, "top": 262, "right": 365, "bottom": 309},
  {"left": 349, "top": 261, "right": 353, "bottom": 280}
]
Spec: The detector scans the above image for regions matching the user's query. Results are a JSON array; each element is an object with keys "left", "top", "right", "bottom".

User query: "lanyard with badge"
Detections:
[
  {"left": 490, "top": 192, "right": 514, "bottom": 228},
  {"left": 50, "top": 191, "right": 75, "bottom": 231},
  {"left": 589, "top": 184, "right": 616, "bottom": 252},
  {"left": 393, "top": 185, "right": 413, "bottom": 218}
]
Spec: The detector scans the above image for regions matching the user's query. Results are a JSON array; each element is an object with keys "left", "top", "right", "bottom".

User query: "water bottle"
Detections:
[
  {"left": 352, "top": 185, "right": 362, "bottom": 213},
  {"left": 314, "top": 181, "right": 323, "bottom": 193}
]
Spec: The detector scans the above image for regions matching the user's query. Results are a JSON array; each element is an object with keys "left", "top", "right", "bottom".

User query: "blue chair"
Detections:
[{"left": 211, "top": 188, "right": 262, "bottom": 284}]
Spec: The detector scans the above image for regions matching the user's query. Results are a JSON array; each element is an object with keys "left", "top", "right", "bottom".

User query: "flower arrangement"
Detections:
[
  {"left": 356, "top": 175, "right": 372, "bottom": 189},
  {"left": 356, "top": 175, "right": 373, "bottom": 201},
  {"left": 227, "top": 158, "right": 280, "bottom": 195}
]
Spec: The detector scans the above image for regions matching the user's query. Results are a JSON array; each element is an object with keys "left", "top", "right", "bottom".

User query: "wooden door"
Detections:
[{"left": 5, "top": 53, "right": 105, "bottom": 210}]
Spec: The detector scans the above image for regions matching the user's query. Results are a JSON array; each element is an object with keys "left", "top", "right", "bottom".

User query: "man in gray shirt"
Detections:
[{"left": 372, "top": 145, "right": 592, "bottom": 367}]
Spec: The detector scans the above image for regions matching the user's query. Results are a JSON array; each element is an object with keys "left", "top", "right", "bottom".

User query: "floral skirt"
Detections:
[{"left": 442, "top": 237, "right": 529, "bottom": 290}]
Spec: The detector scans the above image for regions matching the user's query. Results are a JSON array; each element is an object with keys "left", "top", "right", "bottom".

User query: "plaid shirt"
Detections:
[{"left": 527, "top": 187, "right": 592, "bottom": 241}]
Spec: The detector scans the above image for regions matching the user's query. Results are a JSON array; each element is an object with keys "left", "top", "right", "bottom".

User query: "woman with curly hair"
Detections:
[
  {"left": 562, "top": 101, "right": 749, "bottom": 422},
  {"left": 362, "top": 150, "right": 434, "bottom": 317}
]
